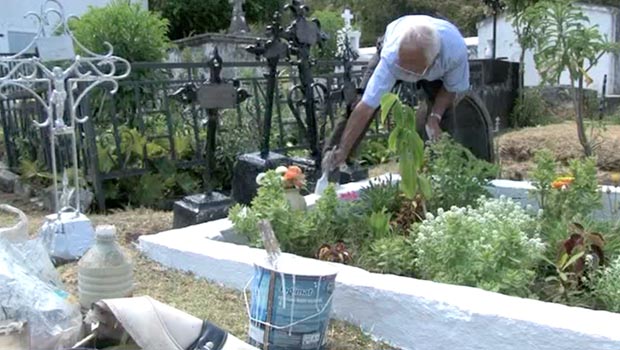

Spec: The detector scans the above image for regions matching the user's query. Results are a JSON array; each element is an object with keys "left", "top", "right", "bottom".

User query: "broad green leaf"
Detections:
[
  {"left": 563, "top": 251, "right": 585, "bottom": 269},
  {"left": 412, "top": 131, "right": 425, "bottom": 167},
  {"left": 419, "top": 174, "right": 432, "bottom": 199},
  {"left": 388, "top": 128, "right": 400, "bottom": 151},
  {"left": 380, "top": 93, "right": 398, "bottom": 124},
  {"left": 558, "top": 252, "right": 569, "bottom": 269}
]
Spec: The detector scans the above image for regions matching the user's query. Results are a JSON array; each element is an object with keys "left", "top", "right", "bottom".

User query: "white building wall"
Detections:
[
  {"left": 0, "top": 0, "right": 148, "bottom": 53},
  {"left": 477, "top": 4, "right": 618, "bottom": 95}
]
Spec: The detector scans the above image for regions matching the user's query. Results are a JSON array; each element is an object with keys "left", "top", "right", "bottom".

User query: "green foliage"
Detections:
[
  {"left": 70, "top": 0, "right": 170, "bottom": 62},
  {"left": 307, "top": 0, "right": 484, "bottom": 46},
  {"left": 380, "top": 93, "right": 431, "bottom": 202},
  {"left": 525, "top": 0, "right": 615, "bottom": 86},
  {"left": 539, "top": 221, "right": 606, "bottom": 305},
  {"left": 229, "top": 171, "right": 302, "bottom": 251},
  {"left": 592, "top": 256, "right": 620, "bottom": 312},
  {"left": 229, "top": 172, "right": 366, "bottom": 257},
  {"left": 530, "top": 149, "right": 601, "bottom": 223},
  {"left": 149, "top": 0, "right": 282, "bottom": 40},
  {"left": 19, "top": 159, "right": 53, "bottom": 189},
  {"left": 541, "top": 250, "right": 588, "bottom": 304},
  {"left": 360, "top": 236, "right": 416, "bottom": 276},
  {"left": 311, "top": 9, "right": 342, "bottom": 60},
  {"left": 510, "top": 88, "right": 551, "bottom": 127},
  {"left": 358, "top": 138, "right": 393, "bottom": 167},
  {"left": 367, "top": 208, "right": 393, "bottom": 239},
  {"left": 307, "top": 184, "right": 364, "bottom": 246},
  {"left": 425, "top": 135, "right": 497, "bottom": 212},
  {"left": 214, "top": 112, "right": 261, "bottom": 190},
  {"left": 359, "top": 175, "right": 403, "bottom": 214},
  {"left": 414, "top": 196, "right": 545, "bottom": 297}
]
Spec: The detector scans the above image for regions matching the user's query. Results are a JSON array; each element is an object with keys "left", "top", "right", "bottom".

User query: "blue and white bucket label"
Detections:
[{"left": 249, "top": 263, "right": 337, "bottom": 350}]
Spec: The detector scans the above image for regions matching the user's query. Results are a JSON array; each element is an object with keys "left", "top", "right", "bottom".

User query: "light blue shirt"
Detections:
[{"left": 361, "top": 15, "right": 470, "bottom": 108}]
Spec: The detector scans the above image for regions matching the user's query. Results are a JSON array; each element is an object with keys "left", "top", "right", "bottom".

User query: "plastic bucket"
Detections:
[{"left": 244, "top": 257, "right": 337, "bottom": 350}]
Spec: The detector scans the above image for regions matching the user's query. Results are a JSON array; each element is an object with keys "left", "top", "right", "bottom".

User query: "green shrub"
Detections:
[
  {"left": 425, "top": 135, "right": 497, "bottom": 212},
  {"left": 358, "top": 138, "right": 393, "bottom": 167},
  {"left": 413, "top": 196, "right": 545, "bottom": 297},
  {"left": 530, "top": 149, "right": 601, "bottom": 223},
  {"left": 311, "top": 9, "right": 342, "bottom": 61},
  {"left": 229, "top": 173, "right": 367, "bottom": 257},
  {"left": 360, "top": 236, "right": 416, "bottom": 276},
  {"left": 592, "top": 256, "right": 620, "bottom": 312},
  {"left": 358, "top": 175, "right": 402, "bottom": 214},
  {"left": 511, "top": 88, "right": 551, "bottom": 127},
  {"left": 214, "top": 112, "right": 261, "bottom": 190},
  {"left": 70, "top": 0, "right": 170, "bottom": 62}
]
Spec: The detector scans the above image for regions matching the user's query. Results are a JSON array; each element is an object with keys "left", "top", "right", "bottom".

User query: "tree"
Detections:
[
  {"left": 311, "top": 9, "right": 342, "bottom": 60},
  {"left": 524, "top": 0, "right": 619, "bottom": 156},
  {"left": 149, "top": 0, "right": 282, "bottom": 40},
  {"left": 503, "top": 0, "right": 542, "bottom": 109},
  {"left": 307, "top": 0, "right": 485, "bottom": 47},
  {"left": 70, "top": 0, "right": 170, "bottom": 62}
]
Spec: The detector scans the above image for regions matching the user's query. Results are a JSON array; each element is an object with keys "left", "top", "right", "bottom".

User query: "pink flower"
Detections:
[{"left": 338, "top": 191, "right": 359, "bottom": 201}]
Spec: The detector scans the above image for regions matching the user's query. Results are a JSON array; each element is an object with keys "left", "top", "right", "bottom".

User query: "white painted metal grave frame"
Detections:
[{"left": 0, "top": 0, "right": 130, "bottom": 216}]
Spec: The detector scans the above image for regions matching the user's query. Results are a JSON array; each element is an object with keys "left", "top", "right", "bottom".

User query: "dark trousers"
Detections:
[{"left": 323, "top": 36, "right": 455, "bottom": 161}]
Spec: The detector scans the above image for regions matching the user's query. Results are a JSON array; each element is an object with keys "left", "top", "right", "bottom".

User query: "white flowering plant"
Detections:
[
  {"left": 413, "top": 196, "right": 546, "bottom": 297},
  {"left": 591, "top": 256, "right": 620, "bottom": 312}
]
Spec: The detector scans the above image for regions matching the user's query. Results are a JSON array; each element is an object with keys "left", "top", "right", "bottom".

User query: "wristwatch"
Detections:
[{"left": 429, "top": 112, "right": 442, "bottom": 122}]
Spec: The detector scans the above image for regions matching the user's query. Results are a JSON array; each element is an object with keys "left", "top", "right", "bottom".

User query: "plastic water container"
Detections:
[
  {"left": 78, "top": 225, "right": 133, "bottom": 310},
  {"left": 246, "top": 255, "right": 338, "bottom": 350}
]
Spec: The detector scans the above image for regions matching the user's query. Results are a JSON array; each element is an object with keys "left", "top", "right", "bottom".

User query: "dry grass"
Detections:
[
  {"left": 0, "top": 193, "right": 397, "bottom": 350},
  {"left": 498, "top": 122, "right": 620, "bottom": 182}
]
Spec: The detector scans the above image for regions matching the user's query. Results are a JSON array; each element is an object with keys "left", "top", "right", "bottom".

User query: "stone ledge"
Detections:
[{"left": 139, "top": 226, "right": 620, "bottom": 350}]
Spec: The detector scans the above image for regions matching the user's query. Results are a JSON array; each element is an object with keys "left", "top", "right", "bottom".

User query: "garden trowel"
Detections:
[{"left": 314, "top": 147, "right": 336, "bottom": 196}]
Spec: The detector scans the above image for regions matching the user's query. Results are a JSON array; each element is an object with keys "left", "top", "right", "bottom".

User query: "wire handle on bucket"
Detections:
[{"left": 243, "top": 275, "right": 335, "bottom": 330}]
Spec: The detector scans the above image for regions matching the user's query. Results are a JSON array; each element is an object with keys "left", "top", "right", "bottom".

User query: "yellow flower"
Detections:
[{"left": 611, "top": 173, "right": 620, "bottom": 186}]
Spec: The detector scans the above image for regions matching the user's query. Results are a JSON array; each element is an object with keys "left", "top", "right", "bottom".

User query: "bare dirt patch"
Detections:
[{"left": 498, "top": 123, "right": 620, "bottom": 182}]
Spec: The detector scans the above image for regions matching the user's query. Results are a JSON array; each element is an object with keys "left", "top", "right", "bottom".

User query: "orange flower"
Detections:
[
  {"left": 288, "top": 166, "right": 302, "bottom": 175},
  {"left": 552, "top": 176, "right": 574, "bottom": 189},
  {"left": 552, "top": 181, "right": 565, "bottom": 189},
  {"left": 283, "top": 170, "right": 298, "bottom": 181}
]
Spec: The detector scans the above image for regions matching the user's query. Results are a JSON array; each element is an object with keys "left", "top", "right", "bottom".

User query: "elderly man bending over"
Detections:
[{"left": 323, "top": 15, "right": 470, "bottom": 171}]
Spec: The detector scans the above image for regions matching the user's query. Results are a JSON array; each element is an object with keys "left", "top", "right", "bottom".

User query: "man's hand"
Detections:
[
  {"left": 323, "top": 102, "right": 376, "bottom": 172},
  {"left": 425, "top": 114, "right": 442, "bottom": 142},
  {"left": 321, "top": 147, "right": 346, "bottom": 172}
]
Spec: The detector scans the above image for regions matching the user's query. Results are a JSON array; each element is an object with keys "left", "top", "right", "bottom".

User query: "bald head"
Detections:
[{"left": 397, "top": 21, "right": 440, "bottom": 74}]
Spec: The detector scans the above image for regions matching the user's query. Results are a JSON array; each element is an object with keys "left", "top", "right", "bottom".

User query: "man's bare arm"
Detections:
[
  {"left": 327, "top": 102, "right": 376, "bottom": 169},
  {"left": 431, "top": 86, "right": 456, "bottom": 117},
  {"left": 425, "top": 86, "right": 456, "bottom": 141}
]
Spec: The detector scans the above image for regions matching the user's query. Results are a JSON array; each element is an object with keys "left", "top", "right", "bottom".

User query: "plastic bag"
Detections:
[
  {"left": 0, "top": 238, "right": 83, "bottom": 349},
  {"left": 5, "top": 238, "right": 63, "bottom": 287},
  {"left": 0, "top": 204, "right": 28, "bottom": 242}
]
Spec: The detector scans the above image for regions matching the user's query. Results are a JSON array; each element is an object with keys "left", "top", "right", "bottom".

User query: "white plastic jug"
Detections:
[{"left": 78, "top": 225, "right": 133, "bottom": 310}]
